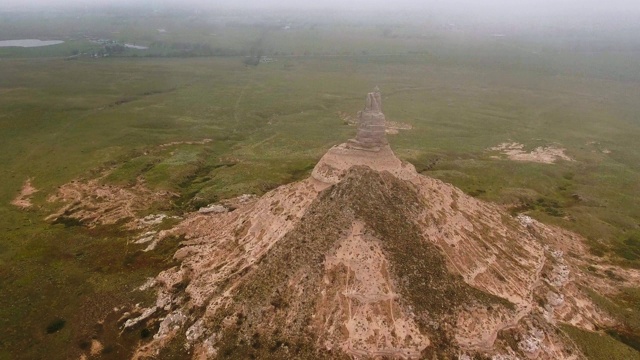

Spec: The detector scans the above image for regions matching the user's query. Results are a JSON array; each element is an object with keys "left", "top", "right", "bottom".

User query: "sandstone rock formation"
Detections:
[
  {"left": 348, "top": 86, "right": 388, "bottom": 151},
  {"left": 86, "top": 90, "right": 640, "bottom": 360},
  {"left": 312, "top": 88, "right": 407, "bottom": 187}
]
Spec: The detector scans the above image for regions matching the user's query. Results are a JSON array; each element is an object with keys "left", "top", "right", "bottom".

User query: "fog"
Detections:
[
  {"left": 2, "top": 0, "right": 639, "bottom": 14},
  {"left": 2, "top": 0, "right": 640, "bottom": 37}
]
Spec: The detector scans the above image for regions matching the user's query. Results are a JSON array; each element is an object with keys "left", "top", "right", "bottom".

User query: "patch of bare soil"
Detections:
[
  {"left": 385, "top": 120, "right": 413, "bottom": 135},
  {"left": 11, "top": 178, "right": 38, "bottom": 209},
  {"left": 46, "top": 175, "right": 176, "bottom": 229},
  {"left": 89, "top": 339, "right": 104, "bottom": 356},
  {"left": 489, "top": 142, "right": 574, "bottom": 164}
]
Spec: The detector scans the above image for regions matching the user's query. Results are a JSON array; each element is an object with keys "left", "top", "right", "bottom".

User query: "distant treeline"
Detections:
[
  {"left": 94, "top": 40, "right": 287, "bottom": 61},
  {"left": 103, "top": 41, "right": 413, "bottom": 58},
  {"left": 80, "top": 41, "right": 251, "bottom": 58}
]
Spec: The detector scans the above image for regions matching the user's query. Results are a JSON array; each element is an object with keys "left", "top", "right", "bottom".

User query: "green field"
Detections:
[{"left": 1, "top": 7, "right": 639, "bottom": 359}]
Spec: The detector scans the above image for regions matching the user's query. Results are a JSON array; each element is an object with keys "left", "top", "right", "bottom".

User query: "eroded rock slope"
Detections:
[{"left": 78, "top": 89, "right": 638, "bottom": 360}]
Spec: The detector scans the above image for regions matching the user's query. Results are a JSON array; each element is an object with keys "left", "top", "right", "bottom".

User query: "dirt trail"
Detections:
[{"left": 233, "top": 82, "right": 252, "bottom": 124}]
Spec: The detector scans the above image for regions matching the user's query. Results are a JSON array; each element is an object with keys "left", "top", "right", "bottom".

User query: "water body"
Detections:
[
  {"left": 0, "top": 39, "right": 64, "bottom": 48},
  {"left": 124, "top": 44, "right": 148, "bottom": 50}
]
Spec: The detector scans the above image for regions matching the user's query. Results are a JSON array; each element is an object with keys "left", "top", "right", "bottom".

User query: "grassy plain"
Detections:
[{"left": 0, "top": 8, "right": 639, "bottom": 359}]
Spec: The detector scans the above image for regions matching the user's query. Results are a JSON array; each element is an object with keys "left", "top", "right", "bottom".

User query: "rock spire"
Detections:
[{"left": 349, "top": 87, "right": 388, "bottom": 151}]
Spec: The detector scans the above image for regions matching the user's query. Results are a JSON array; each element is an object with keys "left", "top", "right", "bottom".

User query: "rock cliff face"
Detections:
[{"left": 95, "top": 90, "right": 640, "bottom": 360}]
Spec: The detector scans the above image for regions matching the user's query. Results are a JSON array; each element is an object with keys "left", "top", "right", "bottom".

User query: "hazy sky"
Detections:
[
  {"left": 2, "top": 0, "right": 639, "bottom": 11},
  {"left": 2, "top": 0, "right": 640, "bottom": 26}
]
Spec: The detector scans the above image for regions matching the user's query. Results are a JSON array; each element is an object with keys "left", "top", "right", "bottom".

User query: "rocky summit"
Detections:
[{"left": 98, "top": 90, "right": 640, "bottom": 360}]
